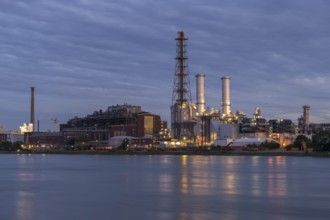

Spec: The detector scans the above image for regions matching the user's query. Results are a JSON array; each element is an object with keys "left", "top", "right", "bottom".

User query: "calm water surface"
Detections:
[{"left": 0, "top": 154, "right": 329, "bottom": 220}]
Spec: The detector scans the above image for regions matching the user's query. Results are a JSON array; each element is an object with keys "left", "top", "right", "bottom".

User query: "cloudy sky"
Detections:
[{"left": 1, "top": 0, "right": 330, "bottom": 131}]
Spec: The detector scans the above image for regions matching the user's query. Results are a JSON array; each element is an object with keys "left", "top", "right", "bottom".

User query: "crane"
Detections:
[{"left": 51, "top": 117, "right": 60, "bottom": 132}]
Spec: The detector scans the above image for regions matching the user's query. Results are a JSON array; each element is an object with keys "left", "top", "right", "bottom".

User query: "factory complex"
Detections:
[
  {"left": 168, "top": 31, "right": 328, "bottom": 150},
  {"left": 1, "top": 32, "right": 330, "bottom": 151}
]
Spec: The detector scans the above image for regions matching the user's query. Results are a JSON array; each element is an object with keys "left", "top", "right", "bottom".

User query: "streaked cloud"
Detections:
[{"left": 1, "top": 0, "right": 330, "bottom": 130}]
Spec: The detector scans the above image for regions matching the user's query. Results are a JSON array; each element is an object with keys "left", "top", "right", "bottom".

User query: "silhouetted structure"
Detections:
[
  {"left": 298, "top": 105, "right": 311, "bottom": 134},
  {"left": 60, "top": 104, "right": 165, "bottom": 145}
]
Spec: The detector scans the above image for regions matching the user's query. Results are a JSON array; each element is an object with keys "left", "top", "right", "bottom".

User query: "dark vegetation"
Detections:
[
  {"left": 285, "top": 134, "right": 311, "bottom": 151},
  {"left": 0, "top": 141, "right": 23, "bottom": 151},
  {"left": 311, "top": 131, "right": 330, "bottom": 151},
  {"left": 246, "top": 140, "right": 280, "bottom": 151},
  {"left": 285, "top": 131, "right": 330, "bottom": 151}
]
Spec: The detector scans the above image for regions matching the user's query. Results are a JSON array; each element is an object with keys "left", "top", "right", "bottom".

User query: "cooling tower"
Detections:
[
  {"left": 195, "top": 73, "right": 205, "bottom": 114},
  {"left": 221, "top": 76, "right": 231, "bottom": 115}
]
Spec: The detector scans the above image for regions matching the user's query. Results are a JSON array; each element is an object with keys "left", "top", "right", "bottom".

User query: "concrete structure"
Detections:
[
  {"left": 268, "top": 119, "right": 295, "bottom": 133},
  {"left": 171, "top": 31, "right": 196, "bottom": 141},
  {"left": 303, "top": 123, "right": 330, "bottom": 134},
  {"left": 0, "top": 134, "right": 6, "bottom": 143},
  {"left": 62, "top": 129, "right": 110, "bottom": 146},
  {"left": 24, "top": 132, "right": 64, "bottom": 148},
  {"left": 298, "top": 105, "right": 311, "bottom": 134},
  {"left": 221, "top": 76, "right": 231, "bottom": 115},
  {"left": 303, "top": 105, "right": 310, "bottom": 133},
  {"left": 0, "top": 131, "right": 24, "bottom": 144},
  {"left": 137, "top": 113, "right": 161, "bottom": 137},
  {"left": 214, "top": 122, "right": 240, "bottom": 146},
  {"left": 240, "top": 117, "right": 268, "bottom": 133},
  {"left": 160, "top": 121, "right": 169, "bottom": 138},
  {"left": 195, "top": 73, "right": 205, "bottom": 114}
]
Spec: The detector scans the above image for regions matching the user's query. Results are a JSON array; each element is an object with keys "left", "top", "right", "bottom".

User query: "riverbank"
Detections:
[{"left": 1, "top": 149, "right": 330, "bottom": 157}]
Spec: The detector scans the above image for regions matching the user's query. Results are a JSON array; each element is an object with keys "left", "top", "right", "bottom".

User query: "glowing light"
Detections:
[
  {"left": 267, "top": 156, "right": 287, "bottom": 197},
  {"left": 180, "top": 155, "right": 189, "bottom": 194}
]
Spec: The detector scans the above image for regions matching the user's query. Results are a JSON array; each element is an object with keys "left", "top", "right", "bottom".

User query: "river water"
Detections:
[{"left": 0, "top": 154, "right": 329, "bottom": 220}]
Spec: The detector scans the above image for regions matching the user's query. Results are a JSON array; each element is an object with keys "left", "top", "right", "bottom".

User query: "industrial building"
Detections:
[
  {"left": 297, "top": 105, "right": 330, "bottom": 134},
  {"left": 168, "top": 32, "right": 298, "bottom": 148},
  {"left": 60, "top": 103, "right": 166, "bottom": 146},
  {"left": 0, "top": 131, "right": 24, "bottom": 144},
  {"left": 24, "top": 132, "right": 64, "bottom": 148},
  {"left": 5, "top": 32, "right": 327, "bottom": 151},
  {"left": 268, "top": 119, "right": 295, "bottom": 134},
  {"left": 0, "top": 134, "right": 6, "bottom": 143},
  {"left": 18, "top": 85, "right": 168, "bottom": 149}
]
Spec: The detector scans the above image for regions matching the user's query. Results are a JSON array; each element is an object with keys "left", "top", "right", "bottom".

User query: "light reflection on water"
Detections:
[
  {"left": 14, "top": 155, "right": 38, "bottom": 220},
  {"left": 0, "top": 154, "right": 329, "bottom": 220},
  {"left": 267, "top": 156, "right": 287, "bottom": 197},
  {"left": 15, "top": 191, "right": 35, "bottom": 220}
]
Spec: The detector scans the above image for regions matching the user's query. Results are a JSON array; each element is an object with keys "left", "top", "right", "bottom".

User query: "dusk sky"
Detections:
[{"left": 1, "top": 0, "right": 330, "bottom": 131}]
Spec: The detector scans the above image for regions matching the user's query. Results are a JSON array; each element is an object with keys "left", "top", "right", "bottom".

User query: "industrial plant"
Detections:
[
  {"left": 168, "top": 31, "right": 330, "bottom": 149},
  {"left": 1, "top": 31, "right": 330, "bottom": 151}
]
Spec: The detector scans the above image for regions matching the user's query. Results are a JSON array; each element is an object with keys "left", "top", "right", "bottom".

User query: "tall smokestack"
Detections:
[
  {"left": 30, "top": 87, "right": 35, "bottom": 132},
  {"left": 221, "top": 76, "right": 231, "bottom": 115},
  {"left": 303, "top": 105, "right": 310, "bottom": 133},
  {"left": 195, "top": 73, "right": 205, "bottom": 114}
]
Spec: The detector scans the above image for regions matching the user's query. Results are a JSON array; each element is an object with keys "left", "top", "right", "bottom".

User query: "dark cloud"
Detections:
[{"left": 1, "top": 0, "right": 330, "bottom": 130}]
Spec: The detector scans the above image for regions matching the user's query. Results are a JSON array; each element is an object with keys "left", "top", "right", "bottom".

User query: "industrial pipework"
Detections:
[
  {"left": 195, "top": 73, "right": 205, "bottom": 114},
  {"left": 221, "top": 76, "right": 231, "bottom": 115}
]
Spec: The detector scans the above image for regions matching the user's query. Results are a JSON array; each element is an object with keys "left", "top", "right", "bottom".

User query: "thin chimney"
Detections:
[{"left": 31, "top": 87, "right": 35, "bottom": 132}]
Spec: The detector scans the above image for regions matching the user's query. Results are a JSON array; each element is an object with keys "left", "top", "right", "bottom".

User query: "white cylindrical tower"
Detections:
[
  {"left": 221, "top": 76, "right": 231, "bottom": 115},
  {"left": 195, "top": 73, "right": 205, "bottom": 114}
]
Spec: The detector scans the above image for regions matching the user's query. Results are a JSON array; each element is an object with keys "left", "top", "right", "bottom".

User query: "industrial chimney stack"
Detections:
[
  {"left": 303, "top": 105, "right": 310, "bottom": 134},
  {"left": 30, "top": 86, "right": 35, "bottom": 132},
  {"left": 195, "top": 73, "right": 205, "bottom": 114},
  {"left": 221, "top": 76, "right": 231, "bottom": 115}
]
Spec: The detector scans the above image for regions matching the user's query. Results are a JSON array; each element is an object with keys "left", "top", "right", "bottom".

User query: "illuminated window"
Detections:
[{"left": 144, "top": 116, "right": 153, "bottom": 135}]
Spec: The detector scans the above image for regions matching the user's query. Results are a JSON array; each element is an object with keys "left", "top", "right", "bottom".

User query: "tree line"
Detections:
[
  {"left": 0, "top": 141, "right": 23, "bottom": 151},
  {"left": 287, "top": 130, "right": 330, "bottom": 151}
]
